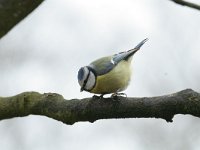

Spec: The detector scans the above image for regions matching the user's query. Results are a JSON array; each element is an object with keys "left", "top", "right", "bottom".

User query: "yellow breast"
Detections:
[{"left": 91, "top": 61, "right": 132, "bottom": 94}]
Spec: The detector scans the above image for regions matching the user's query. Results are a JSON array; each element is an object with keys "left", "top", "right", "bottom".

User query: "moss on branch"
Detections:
[{"left": 0, "top": 89, "right": 200, "bottom": 125}]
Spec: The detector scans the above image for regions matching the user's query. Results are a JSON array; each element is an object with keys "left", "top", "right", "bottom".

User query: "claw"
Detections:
[
  {"left": 92, "top": 94, "right": 105, "bottom": 99},
  {"left": 100, "top": 94, "right": 105, "bottom": 99},
  {"left": 111, "top": 93, "right": 127, "bottom": 100}
]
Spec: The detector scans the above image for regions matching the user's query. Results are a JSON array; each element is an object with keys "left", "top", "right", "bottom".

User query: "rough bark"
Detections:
[
  {"left": 0, "top": 0, "right": 44, "bottom": 39},
  {"left": 0, "top": 89, "right": 200, "bottom": 125},
  {"left": 171, "top": 0, "right": 200, "bottom": 11}
]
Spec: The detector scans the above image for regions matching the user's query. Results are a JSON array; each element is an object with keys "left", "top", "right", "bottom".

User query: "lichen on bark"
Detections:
[{"left": 0, "top": 89, "right": 200, "bottom": 125}]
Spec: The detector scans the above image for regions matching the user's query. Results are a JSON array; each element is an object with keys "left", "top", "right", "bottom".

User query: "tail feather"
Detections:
[
  {"left": 134, "top": 38, "right": 149, "bottom": 50},
  {"left": 124, "top": 38, "right": 148, "bottom": 60}
]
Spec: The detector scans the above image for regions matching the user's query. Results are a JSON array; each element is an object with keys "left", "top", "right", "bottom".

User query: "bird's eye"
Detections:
[{"left": 78, "top": 66, "right": 91, "bottom": 90}]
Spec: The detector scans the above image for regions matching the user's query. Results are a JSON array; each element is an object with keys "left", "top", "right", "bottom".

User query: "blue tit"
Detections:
[{"left": 78, "top": 38, "right": 148, "bottom": 96}]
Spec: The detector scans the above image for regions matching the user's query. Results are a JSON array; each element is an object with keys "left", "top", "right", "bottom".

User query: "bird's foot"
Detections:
[
  {"left": 111, "top": 93, "right": 127, "bottom": 100},
  {"left": 92, "top": 94, "right": 104, "bottom": 99}
]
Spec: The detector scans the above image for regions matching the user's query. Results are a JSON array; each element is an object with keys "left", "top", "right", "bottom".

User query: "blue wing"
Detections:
[
  {"left": 89, "top": 56, "right": 115, "bottom": 76},
  {"left": 89, "top": 52, "right": 132, "bottom": 76},
  {"left": 89, "top": 38, "right": 148, "bottom": 76}
]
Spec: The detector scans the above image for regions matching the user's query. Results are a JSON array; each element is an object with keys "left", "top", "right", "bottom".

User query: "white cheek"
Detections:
[
  {"left": 78, "top": 67, "right": 89, "bottom": 87},
  {"left": 85, "top": 72, "right": 96, "bottom": 91},
  {"left": 83, "top": 67, "right": 89, "bottom": 80}
]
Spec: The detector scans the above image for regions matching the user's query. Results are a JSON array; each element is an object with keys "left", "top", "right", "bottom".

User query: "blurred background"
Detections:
[{"left": 0, "top": 0, "right": 200, "bottom": 149}]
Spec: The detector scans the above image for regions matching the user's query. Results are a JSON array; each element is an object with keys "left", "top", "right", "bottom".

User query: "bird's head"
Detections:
[{"left": 78, "top": 66, "right": 96, "bottom": 92}]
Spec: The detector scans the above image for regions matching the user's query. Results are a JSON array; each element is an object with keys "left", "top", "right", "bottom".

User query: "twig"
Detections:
[
  {"left": 171, "top": 0, "right": 200, "bottom": 11},
  {"left": 0, "top": 0, "right": 44, "bottom": 38}
]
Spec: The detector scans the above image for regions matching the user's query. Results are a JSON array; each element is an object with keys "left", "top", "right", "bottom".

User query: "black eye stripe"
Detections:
[
  {"left": 82, "top": 70, "right": 91, "bottom": 90},
  {"left": 81, "top": 66, "right": 97, "bottom": 91}
]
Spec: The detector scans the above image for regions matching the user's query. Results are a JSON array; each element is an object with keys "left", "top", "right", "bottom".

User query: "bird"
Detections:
[{"left": 77, "top": 38, "right": 148, "bottom": 97}]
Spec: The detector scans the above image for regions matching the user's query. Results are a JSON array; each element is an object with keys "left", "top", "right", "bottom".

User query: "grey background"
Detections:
[{"left": 0, "top": 0, "right": 200, "bottom": 149}]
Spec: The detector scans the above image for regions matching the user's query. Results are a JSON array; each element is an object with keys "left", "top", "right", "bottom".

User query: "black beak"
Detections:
[{"left": 80, "top": 87, "right": 84, "bottom": 92}]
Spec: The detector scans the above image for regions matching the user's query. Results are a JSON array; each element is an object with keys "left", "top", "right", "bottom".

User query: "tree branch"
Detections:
[
  {"left": 0, "top": 89, "right": 200, "bottom": 125},
  {"left": 171, "top": 0, "right": 200, "bottom": 11},
  {"left": 0, "top": 0, "right": 44, "bottom": 39}
]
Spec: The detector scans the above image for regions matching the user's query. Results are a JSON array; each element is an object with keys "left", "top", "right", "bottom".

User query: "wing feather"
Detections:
[
  {"left": 89, "top": 52, "right": 132, "bottom": 76},
  {"left": 89, "top": 56, "right": 115, "bottom": 76}
]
